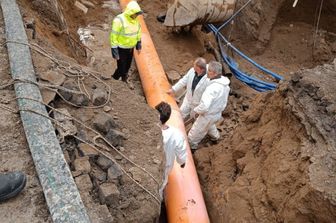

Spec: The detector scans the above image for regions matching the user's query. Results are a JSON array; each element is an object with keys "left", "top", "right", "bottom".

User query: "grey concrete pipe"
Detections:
[{"left": 0, "top": 0, "right": 90, "bottom": 222}]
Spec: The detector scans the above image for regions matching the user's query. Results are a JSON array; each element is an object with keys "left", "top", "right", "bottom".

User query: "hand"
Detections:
[
  {"left": 136, "top": 41, "right": 142, "bottom": 50},
  {"left": 180, "top": 163, "right": 185, "bottom": 168},
  {"left": 111, "top": 48, "right": 119, "bottom": 60},
  {"left": 167, "top": 88, "right": 174, "bottom": 95}
]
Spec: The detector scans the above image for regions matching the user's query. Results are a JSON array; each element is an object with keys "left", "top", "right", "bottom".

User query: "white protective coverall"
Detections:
[
  {"left": 172, "top": 67, "right": 209, "bottom": 119},
  {"left": 159, "top": 125, "right": 187, "bottom": 198},
  {"left": 188, "top": 76, "right": 230, "bottom": 150}
]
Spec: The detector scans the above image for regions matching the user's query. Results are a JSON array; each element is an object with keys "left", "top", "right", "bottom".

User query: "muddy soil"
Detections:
[{"left": 0, "top": 0, "right": 335, "bottom": 222}]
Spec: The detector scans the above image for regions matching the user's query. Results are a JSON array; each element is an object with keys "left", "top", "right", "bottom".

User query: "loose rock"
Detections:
[
  {"left": 74, "top": 157, "right": 91, "bottom": 174},
  {"left": 75, "top": 174, "right": 93, "bottom": 191},
  {"left": 98, "top": 183, "right": 120, "bottom": 206}
]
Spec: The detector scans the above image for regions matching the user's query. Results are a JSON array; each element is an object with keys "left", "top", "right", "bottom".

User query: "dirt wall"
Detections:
[
  {"left": 231, "top": 0, "right": 336, "bottom": 55},
  {"left": 194, "top": 60, "right": 336, "bottom": 222}
]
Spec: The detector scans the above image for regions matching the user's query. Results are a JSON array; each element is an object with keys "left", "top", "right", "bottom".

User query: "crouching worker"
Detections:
[{"left": 155, "top": 101, "right": 187, "bottom": 199}]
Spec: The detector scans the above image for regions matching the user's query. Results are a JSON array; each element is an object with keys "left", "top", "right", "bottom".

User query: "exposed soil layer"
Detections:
[
  {"left": 194, "top": 62, "right": 336, "bottom": 222},
  {"left": 192, "top": 0, "right": 336, "bottom": 222}
]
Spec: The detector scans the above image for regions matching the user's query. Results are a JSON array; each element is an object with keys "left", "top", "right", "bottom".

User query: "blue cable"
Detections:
[{"left": 206, "top": 18, "right": 284, "bottom": 92}]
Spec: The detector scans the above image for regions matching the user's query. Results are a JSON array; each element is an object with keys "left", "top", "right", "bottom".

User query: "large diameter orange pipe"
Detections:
[{"left": 119, "top": 1, "right": 210, "bottom": 222}]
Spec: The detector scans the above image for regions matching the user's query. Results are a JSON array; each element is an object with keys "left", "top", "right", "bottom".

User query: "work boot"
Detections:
[
  {"left": 189, "top": 142, "right": 198, "bottom": 153},
  {"left": 209, "top": 136, "right": 221, "bottom": 145},
  {"left": 156, "top": 12, "right": 166, "bottom": 23},
  {"left": 0, "top": 171, "right": 27, "bottom": 202}
]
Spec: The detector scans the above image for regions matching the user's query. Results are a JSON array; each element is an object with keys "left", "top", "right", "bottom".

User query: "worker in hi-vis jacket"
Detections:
[
  {"left": 167, "top": 57, "right": 209, "bottom": 120},
  {"left": 110, "top": 1, "right": 142, "bottom": 82},
  {"left": 155, "top": 101, "right": 187, "bottom": 199},
  {"left": 188, "top": 61, "right": 230, "bottom": 151}
]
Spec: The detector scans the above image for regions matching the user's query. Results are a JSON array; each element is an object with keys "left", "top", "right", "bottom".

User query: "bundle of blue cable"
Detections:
[{"left": 207, "top": 24, "right": 284, "bottom": 92}]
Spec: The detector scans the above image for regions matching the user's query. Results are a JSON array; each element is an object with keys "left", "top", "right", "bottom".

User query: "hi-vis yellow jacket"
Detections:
[{"left": 110, "top": 1, "right": 142, "bottom": 49}]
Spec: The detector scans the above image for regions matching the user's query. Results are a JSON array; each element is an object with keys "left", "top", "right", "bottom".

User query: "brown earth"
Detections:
[
  {"left": 0, "top": 0, "right": 335, "bottom": 222},
  {"left": 1, "top": 0, "right": 164, "bottom": 222}
]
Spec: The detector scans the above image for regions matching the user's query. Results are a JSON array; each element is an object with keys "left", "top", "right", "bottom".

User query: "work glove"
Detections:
[
  {"left": 136, "top": 41, "right": 142, "bottom": 50},
  {"left": 180, "top": 163, "right": 185, "bottom": 168},
  {"left": 111, "top": 47, "right": 119, "bottom": 60}
]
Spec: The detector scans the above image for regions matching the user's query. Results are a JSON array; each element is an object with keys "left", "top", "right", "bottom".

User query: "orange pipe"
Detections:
[{"left": 119, "top": 1, "right": 210, "bottom": 222}]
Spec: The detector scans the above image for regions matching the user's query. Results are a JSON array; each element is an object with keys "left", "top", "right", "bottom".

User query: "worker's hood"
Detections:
[
  {"left": 211, "top": 76, "right": 230, "bottom": 86},
  {"left": 124, "top": 1, "right": 143, "bottom": 18}
]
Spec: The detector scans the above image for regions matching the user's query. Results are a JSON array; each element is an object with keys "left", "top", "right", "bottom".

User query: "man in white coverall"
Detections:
[
  {"left": 188, "top": 61, "right": 230, "bottom": 151},
  {"left": 155, "top": 101, "right": 187, "bottom": 199},
  {"left": 167, "top": 57, "right": 209, "bottom": 120}
]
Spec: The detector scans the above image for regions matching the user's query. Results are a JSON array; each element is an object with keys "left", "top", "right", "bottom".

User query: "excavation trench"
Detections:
[{"left": 1, "top": 0, "right": 336, "bottom": 222}]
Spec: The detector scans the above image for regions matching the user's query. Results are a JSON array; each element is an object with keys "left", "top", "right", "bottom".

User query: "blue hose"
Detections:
[{"left": 207, "top": 23, "right": 284, "bottom": 92}]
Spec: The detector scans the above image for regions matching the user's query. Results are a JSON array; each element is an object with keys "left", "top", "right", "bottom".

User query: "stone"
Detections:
[
  {"left": 291, "top": 73, "right": 301, "bottom": 84},
  {"left": 153, "top": 159, "right": 161, "bottom": 165},
  {"left": 107, "top": 163, "right": 123, "bottom": 182},
  {"left": 118, "top": 200, "right": 130, "bottom": 209},
  {"left": 103, "top": 106, "right": 112, "bottom": 112},
  {"left": 78, "top": 143, "right": 99, "bottom": 158},
  {"left": 87, "top": 204, "right": 114, "bottom": 223},
  {"left": 97, "top": 155, "right": 113, "bottom": 170},
  {"left": 72, "top": 170, "right": 82, "bottom": 178},
  {"left": 75, "top": 129, "right": 88, "bottom": 144},
  {"left": 326, "top": 104, "right": 336, "bottom": 115},
  {"left": 81, "top": 0, "right": 95, "bottom": 8},
  {"left": 93, "top": 113, "right": 118, "bottom": 134},
  {"left": 98, "top": 183, "right": 120, "bottom": 206},
  {"left": 92, "top": 167, "right": 107, "bottom": 182},
  {"left": 74, "top": 157, "right": 91, "bottom": 174},
  {"left": 105, "top": 129, "right": 126, "bottom": 147},
  {"left": 102, "top": 0, "right": 121, "bottom": 14},
  {"left": 39, "top": 71, "right": 65, "bottom": 104},
  {"left": 71, "top": 93, "right": 90, "bottom": 106},
  {"left": 59, "top": 80, "right": 76, "bottom": 101},
  {"left": 92, "top": 88, "right": 108, "bottom": 106},
  {"left": 121, "top": 128, "right": 130, "bottom": 135},
  {"left": 166, "top": 70, "right": 181, "bottom": 84},
  {"left": 115, "top": 155, "right": 122, "bottom": 160},
  {"left": 94, "top": 205, "right": 114, "bottom": 223},
  {"left": 75, "top": 1, "right": 88, "bottom": 14},
  {"left": 39, "top": 70, "right": 66, "bottom": 85},
  {"left": 75, "top": 174, "right": 93, "bottom": 191},
  {"left": 242, "top": 102, "right": 249, "bottom": 111},
  {"left": 53, "top": 108, "right": 77, "bottom": 143}
]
